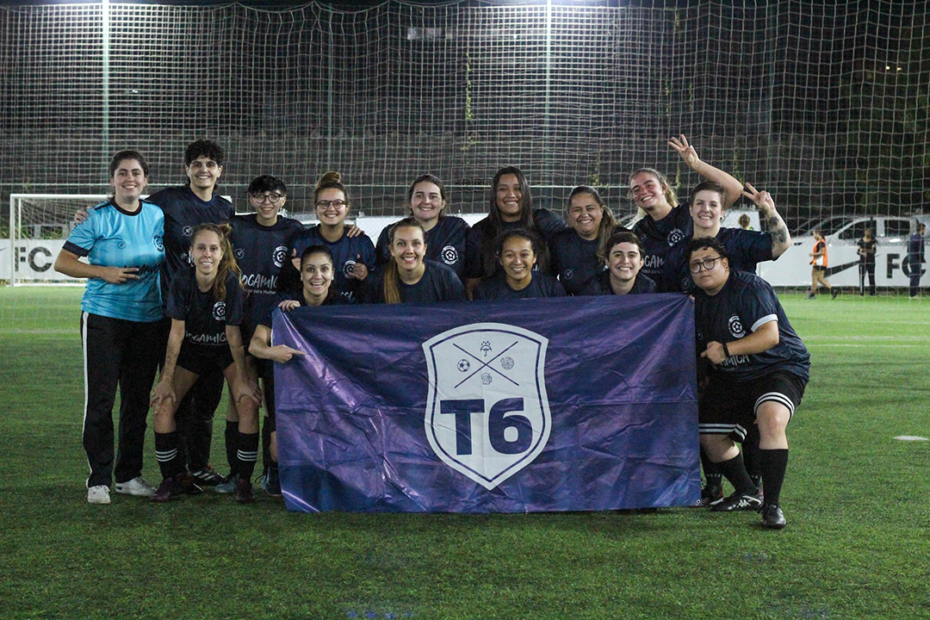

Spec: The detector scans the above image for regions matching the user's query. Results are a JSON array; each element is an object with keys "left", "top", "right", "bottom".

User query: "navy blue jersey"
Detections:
[
  {"left": 257, "top": 290, "right": 347, "bottom": 330},
  {"left": 63, "top": 200, "right": 165, "bottom": 322},
  {"left": 229, "top": 214, "right": 304, "bottom": 331},
  {"left": 148, "top": 185, "right": 235, "bottom": 302},
  {"left": 907, "top": 232, "right": 924, "bottom": 268},
  {"left": 664, "top": 227, "right": 774, "bottom": 294},
  {"left": 361, "top": 260, "right": 466, "bottom": 304},
  {"left": 579, "top": 270, "right": 657, "bottom": 296},
  {"left": 287, "top": 225, "right": 377, "bottom": 303},
  {"left": 548, "top": 229, "right": 605, "bottom": 296},
  {"left": 465, "top": 208, "right": 569, "bottom": 280},
  {"left": 857, "top": 238, "right": 877, "bottom": 266},
  {"left": 693, "top": 270, "right": 810, "bottom": 383},
  {"left": 473, "top": 272, "right": 566, "bottom": 301},
  {"left": 631, "top": 203, "right": 693, "bottom": 291},
  {"left": 166, "top": 269, "right": 244, "bottom": 348},
  {"left": 375, "top": 216, "right": 470, "bottom": 279}
]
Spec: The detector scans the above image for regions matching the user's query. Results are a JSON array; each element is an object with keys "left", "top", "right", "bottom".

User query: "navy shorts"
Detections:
[
  {"left": 699, "top": 370, "right": 806, "bottom": 441},
  {"left": 177, "top": 342, "right": 234, "bottom": 377}
]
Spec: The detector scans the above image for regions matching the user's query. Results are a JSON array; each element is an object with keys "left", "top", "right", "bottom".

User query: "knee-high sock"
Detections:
[
  {"left": 236, "top": 431, "right": 260, "bottom": 480},
  {"left": 760, "top": 449, "right": 789, "bottom": 506},
  {"left": 155, "top": 431, "right": 184, "bottom": 480}
]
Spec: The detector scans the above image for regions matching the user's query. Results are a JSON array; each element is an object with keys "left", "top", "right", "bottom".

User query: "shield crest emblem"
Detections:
[{"left": 422, "top": 322, "right": 551, "bottom": 490}]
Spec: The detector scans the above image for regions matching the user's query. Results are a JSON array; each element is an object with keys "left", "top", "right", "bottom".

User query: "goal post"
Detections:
[{"left": 7, "top": 194, "right": 110, "bottom": 286}]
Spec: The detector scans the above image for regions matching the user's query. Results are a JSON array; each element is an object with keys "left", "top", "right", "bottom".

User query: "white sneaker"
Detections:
[
  {"left": 87, "top": 485, "right": 111, "bottom": 504},
  {"left": 114, "top": 476, "right": 156, "bottom": 497}
]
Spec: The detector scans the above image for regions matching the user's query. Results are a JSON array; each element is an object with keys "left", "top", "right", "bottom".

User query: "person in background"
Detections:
[
  {"left": 856, "top": 227, "right": 877, "bottom": 296},
  {"left": 54, "top": 150, "right": 165, "bottom": 504},
  {"left": 808, "top": 229, "right": 837, "bottom": 299},
  {"left": 738, "top": 214, "right": 752, "bottom": 230},
  {"left": 907, "top": 222, "right": 926, "bottom": 299}
]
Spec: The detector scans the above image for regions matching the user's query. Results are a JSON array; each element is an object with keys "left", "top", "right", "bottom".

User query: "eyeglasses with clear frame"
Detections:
[
  {"left": 689, "top": 256, "right": 724, "bottom": 274},
  {"left": 316, "top": 200, "right": 348, "bottom": 209},
  {"left": 250, "top": 192, "right": 285, "bottom": 204}
]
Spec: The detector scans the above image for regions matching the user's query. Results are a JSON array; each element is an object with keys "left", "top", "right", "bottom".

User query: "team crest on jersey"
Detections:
[
  {"left": 154, "top": 234, "right": 164, "bottom": 252},
  {"left": 234, "top": 248, "right": 245, "bottom": 259},
  {"left": 182, "top": 226, "right": 193, "bottom": 237},
  {"left": 273, "top": 246, "right": 288, "bottom": 268},
  {"left": 343, "top": 259, "right": 357, "bottom": 277},
  {"left": 563, "top": 269, "right": 574, "bottom": 280},
  {"left": 667, "top": 228, "right": 685, "bottom": 246},
  {"left": 422, "top": 323, "right": 552, "bottom": 490},
  {"left": 212, "top": 301, "right": 227, "bottom": 322},
  {"left": 440, "top": 245, "right": 459, "bottom": 265},
  {"left": 728, "top": 315, "right": 745, "bottom": 339}
]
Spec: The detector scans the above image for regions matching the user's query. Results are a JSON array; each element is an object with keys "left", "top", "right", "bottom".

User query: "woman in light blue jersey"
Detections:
[{"left": 54, "top": 150, "right": 166, "bottom": 505}]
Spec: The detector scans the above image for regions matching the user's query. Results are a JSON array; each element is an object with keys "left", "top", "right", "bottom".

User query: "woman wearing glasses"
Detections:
[
  {"left": 217, "top": 175, "right": 303, "bottom": 496},
  {"left": 286, "top": 171, "right": 376, "bottom": 303}
]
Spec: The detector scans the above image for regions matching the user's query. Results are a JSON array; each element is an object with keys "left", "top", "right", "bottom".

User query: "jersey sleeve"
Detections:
[
  {"left": 742, "top": 278, "right": 779, "bottom": 333},
  {"left": 357, "top": 235, "right": 378, "bottom": 274},
  {"left": 375, "top": 227, "right": 392, "bottom": 268},
  {"left": 62, "top": 208, "right": 101, "bottom": 257},
  {"left": 465, "top": 225, "right": 485, "bottom": 279},
  {"left": 533, "top": 208, "right": 570, "bottom": 241},
  {"left": 737, "top": 230, "right": 775, "bottom": 263},
  {"left": 224, "top": 274, "right": 244, "bottom": 326},
  {"left": 662, "top": 242, "right": 688, "bottom": 293},
  {"left": 165, "top": 272, "right": 190, "bottom": 321},
  {"left": 547, "top": 275, "right": 567, "bottom": 297},
  {"left": 444, "top": 269, "right": 467, "bottom": 302}
]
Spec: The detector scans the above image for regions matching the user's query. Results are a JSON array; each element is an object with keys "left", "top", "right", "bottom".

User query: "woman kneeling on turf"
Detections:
[{"left": 150, "top": 223, "right": 261, "bottom": 504}]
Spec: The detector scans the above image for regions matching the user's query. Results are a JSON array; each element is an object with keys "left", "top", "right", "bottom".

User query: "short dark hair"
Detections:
[
  {"left": 600, "top": 230, "right": 643, "bottom": 263},
  {"left": 109, "top": 150, "right": 149, "bottom": 178},
  {"left": 300, "top": 244, "right": 334, "bottom": 269},
  {"left": 184, "top": 139, "right": 225, "bottom": 167},
  {"left": 690, "top": 180, "right": 728, "bottom": 206},
  {"left": 248, "top": 175, "right": 287, "bottom": 196},
  {"left": 685, "top": 236, "right": 729, "bottom": 262}
]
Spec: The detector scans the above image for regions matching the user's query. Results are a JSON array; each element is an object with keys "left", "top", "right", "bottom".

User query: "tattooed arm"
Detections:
[{"left": 742, "top": 183, "right": 791, "bottom": 258}]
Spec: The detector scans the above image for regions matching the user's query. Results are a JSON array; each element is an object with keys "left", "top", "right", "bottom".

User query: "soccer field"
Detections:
[{"left": 0, "top": 287, "right": 928, "bottom": 619}]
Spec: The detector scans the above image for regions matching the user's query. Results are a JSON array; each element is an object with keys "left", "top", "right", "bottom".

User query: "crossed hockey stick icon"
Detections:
[{"left": 453, "top": 340, "right": 520, "bottom": 389}]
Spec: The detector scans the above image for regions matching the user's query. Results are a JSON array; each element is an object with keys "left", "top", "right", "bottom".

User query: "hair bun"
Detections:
[{"left": 317, "top": 171, "right": 342, "bottom": 188}]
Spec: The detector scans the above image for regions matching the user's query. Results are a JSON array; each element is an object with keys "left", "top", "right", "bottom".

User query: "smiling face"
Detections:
[
  {"left": 629, "top": 171, "right": 671, "bottom": 216},
  {"left": 315, "top": 187, "right": 349, "bottom": 226},
  {"left": 568, "top": 192, "right": 603, "bottom": 240},
  {"left": 110, "top": 158, "right": 148, "bottom": 207},
  {"left": 191, "top": 230, "right": 223, "bottom": 277},
  {"left": 500, "top": 235, "right": 536, "bottom": 287},
  {"left": 607, "top": 241, "right": 644, "bottom": 284},
  {"left": 689, "top": 247, "right": 729, "bottom": 295},
  {"left": 409, "top": 181, "right": 445, "bottom": 226},
  {"left": 185, "top": 156, "right": 222, "bottom": 193},
  {"left": 390, "top": 225, "right": 427, "bottom": 273},
  {"left": 690, "top": 189, "right": 724, "bottom": 235},
  {"left": 250, "top": 190, "right": 286, "bottom": 225},
  {"left": 301, "top": 251, "right": 334, "bottom": 303},
  {"left": 495, "top": 173, "right": 523, "bottom": 223}
]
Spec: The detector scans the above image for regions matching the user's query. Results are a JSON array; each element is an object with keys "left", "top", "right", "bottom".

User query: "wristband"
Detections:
[{"left": 722, "top": 342, "right": 731, "bottom": 358}]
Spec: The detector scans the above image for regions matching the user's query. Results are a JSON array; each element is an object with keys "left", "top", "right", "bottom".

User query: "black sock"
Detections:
[
  {"left": 224, "top": 421, "right": 238, "bottom": 477},
  {"left": 742, "top": 427, "right": 762, "bottom": 488},
  {"left": 155, "top": 431, "right": 184, "bottom": 479},
  {"left": 716, "top": 452, "right": 757, "bottom": 495},
  {"left": 760, "top": 449, "right": 789, "bottom": 506},
  {"left": 236, "top": 431, "right": 260, "bottom": 480},
  {"left": 700, "top": 448, "right": 723, "bottom": 489}
]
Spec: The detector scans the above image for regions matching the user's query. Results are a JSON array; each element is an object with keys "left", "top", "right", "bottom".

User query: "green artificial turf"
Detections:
[{"left": 1, "top": 288, "right": 928, "bottom": 619}]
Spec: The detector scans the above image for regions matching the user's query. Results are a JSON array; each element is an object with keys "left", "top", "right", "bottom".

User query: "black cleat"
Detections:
[
  {"left": 235, "top": 477, "right": 255, "bottom": 504},
  {"left": 263, "top": 466, "right": 282, "bottom": 497},
  {"left": 831, "top": 288, "right": 839, "bottom": 299},
  {"left": 693, "top": 484, "right": 724, "bottom": 507},
  {"left": 760, "top": 504, "right": 787, "bottom": 529},
  {"left": 190, "top": 465, "right": 225, "bottom": 486},
  {"left": 712, "top": 490, "right": 763, "bottom": 512}
]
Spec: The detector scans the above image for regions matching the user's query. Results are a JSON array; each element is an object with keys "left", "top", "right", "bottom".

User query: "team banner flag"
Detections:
[{"left": 273, "top": 295, "right": 700, "bottom": 513}]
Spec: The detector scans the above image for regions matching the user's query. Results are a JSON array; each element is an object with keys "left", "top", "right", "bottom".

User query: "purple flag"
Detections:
[{"left": 273, "top": 295, "right": 700, "bottom": 513}]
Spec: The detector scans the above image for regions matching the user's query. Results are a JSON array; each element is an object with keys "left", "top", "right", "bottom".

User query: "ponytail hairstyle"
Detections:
[
  {"left": 300, "top": 244, "right": 338, "bottom": 305},
  {"left": 627, "top": 168, "right": 679, "bottom": 217},
  {"left": 315, "top": 171, "right": 351, "bottom": 208},
  {"left": 383, "top": 217, "right": 427, "bottom": 305},
  {"left": 481, "top": 166, "right": 537, "bottom": 276},
  {"left": 191, "top": 223, "right": 242, "bottom": 302},
  {"left": 407, "top": 173, "right": 448, "bottom": 218},
  {"left": 568, "top": 185, "right": 619, "bottom": 257},
  {"left": 493, "top": 228, "right": 547, "bottom": 274}
]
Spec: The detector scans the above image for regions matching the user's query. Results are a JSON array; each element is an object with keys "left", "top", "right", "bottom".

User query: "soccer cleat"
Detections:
[
  {"left": 263, "top": 466, "right": 282, "bottom": 497},
  {"left": 831, "top": 288, "right": 839, "bottom": 299},
  {"left": 235, "top": 477, "right": 255, "bottom": 504},
  {"left": 114, "top": 476, "right": 156, "bottom": 497},
  {"left": 150, "top": 477, "right": 181, "bottom": 503},
  {"left": 693, "top": 483, "right": 724, "bottom": 507},
  {"left": 711, "top": 490, "right": 763, "bottom": 512},
  {"left": 760, "top": 503, "right": 787, "bottom": 529},
  {"left": 175, "top": 472, "right": 203, "bottom": 496},
  {"left": 190, "top": 465, "right": 225, "bottom": 486},
  {"left": 215, "top": 473, "right": 238, "bottom": 494},
  {"left": 87, "top": 485, "right": 111, "bottom": 505},
  {"left": 806, "top": 292, "right": 815, "bottom": 299}
]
